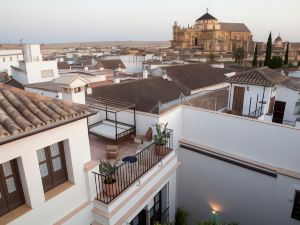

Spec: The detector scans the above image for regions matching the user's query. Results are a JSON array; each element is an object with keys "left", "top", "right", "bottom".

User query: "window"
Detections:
[
  {"left": 2, "top": 57, "right": 5, "bottom": 62},
  {"left": 149, "top": 183, "right": 169, "bottom": 225},
  {"left": 74, "top": 87, "right": 82, "bottom": 93},
  {"left": 37, "top": 142, "right": 68, "bottom": 192},
  {"left": 292, "top": 191, "right": 300, "bottom": 220},
  {"left": 41, "top": 70, "right": 54, "bottom": 78},
  {"left": 10, "top": 57, "right": 12, "bottom": 62},
  {"left": 0, "top": 159, "right": 25, "bottom": 216}
]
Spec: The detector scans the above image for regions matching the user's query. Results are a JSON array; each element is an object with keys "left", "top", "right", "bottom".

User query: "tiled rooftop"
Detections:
[{"left": 0, "top": 83, "right": 91, "bottom": 144}]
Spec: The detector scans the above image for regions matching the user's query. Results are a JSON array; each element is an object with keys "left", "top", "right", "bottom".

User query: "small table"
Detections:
[
  {"left": 122, "top": 156, "right": 138, "bottom": 181},
  {"left": 122, "top": 156, "right": 137, "bottom": 164}
]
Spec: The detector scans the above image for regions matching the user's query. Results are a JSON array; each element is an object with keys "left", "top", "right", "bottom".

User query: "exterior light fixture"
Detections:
[
  {"left": 246, "top": 86, "right": 250, "bottom": 91},
  {"left": 211, "top": 210, "right": 217, "bottom": 223}
]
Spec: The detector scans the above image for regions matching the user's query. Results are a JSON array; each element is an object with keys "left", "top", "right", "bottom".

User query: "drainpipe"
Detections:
[
  {"left": 261, "top": 86, "right": 266, "bottom": 115},
  {"left": 228, "top": 83, "right": 232, "bottom": 109}
]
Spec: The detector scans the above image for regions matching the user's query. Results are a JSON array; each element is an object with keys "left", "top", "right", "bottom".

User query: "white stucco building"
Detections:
[
  {"left": 11, "top": 44, "right": 59, "bottom": 85},
  {"left": 0, "top": 49, "right": 24, "bottom": 75},
  {"left": 2, "top": 69, "right": 300, "bottom": 225},
  {"left": 227, "top": 67, "right": 300, "bottom": 127}
]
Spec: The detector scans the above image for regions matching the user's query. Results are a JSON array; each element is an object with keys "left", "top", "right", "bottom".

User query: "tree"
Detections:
[
  {"left": 208, "top": 53, "right": 217, "bottom": 63},
  {"left": 269, "top": 55, "right": 283, "bottom": 69},
  {"left": 284, "top": 42, "right": 289, "bottom": 65},
  {"left": 252, "top": 43, "right": 258, "bottom": 67},
  {"left": 175, "top": 208, "right": 189, "bottom": 225},
  {"left": 232, "top": 47, "right": 247, "bottom": 65},
  {"left": 264, "top": 32, "right": 272, "bottom": 66}
]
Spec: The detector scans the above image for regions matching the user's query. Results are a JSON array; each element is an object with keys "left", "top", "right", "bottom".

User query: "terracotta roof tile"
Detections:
[
  {"left": 0, "top": 83, "right": 92, "bottom": 144},
  {"left": 226, "top": 67, "right": 300, "bottom": 91}
]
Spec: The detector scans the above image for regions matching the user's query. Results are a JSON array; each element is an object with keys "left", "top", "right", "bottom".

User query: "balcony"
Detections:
[{"left": 92, "top": 129, "right": 173, "bottom": 204}]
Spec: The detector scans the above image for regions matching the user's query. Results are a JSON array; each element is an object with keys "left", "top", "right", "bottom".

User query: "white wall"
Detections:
[
  {"left": 103, "top": 55, "right": 154, "bottom": 73},
  {"left": 11, "top": 66, "right": 29, "bottom": 84},
  {"left": 0, "top": 50, "right": 23, "bottom": 75},
  {"left": 26, "top": 60, "right": 59, "bottom": 84},
  {"left": 25, "top": 87, "right": 62, "bottom": 99},
  {"left": 182, "top": 106, "right": 300, "bottom": 172},
  {"left": 177, "top": 147, "right": 300, "bottom": 225},
  {"left": 275, "top": 86, "right": 299, "bottom": 122},
  {"left": 159, "top": 107, "right": 183, "bottom": 150},
  {"left": 62, "top": 91, "right": 86, "bottom": 104},
  {"left": 88, "top": 109, "right": 159, "bottom": 135},
  {"left": 228, "top": 83, "right": 272, "bottom": 115},
  {"left": 174, "top": 106, "right": 300, "bottom": 225},
  {"left": 0, "top": 119, "right": 93, "bottom": 225},
  {"left": 12, "top": 60, "right": 59, "bottom": 85}
]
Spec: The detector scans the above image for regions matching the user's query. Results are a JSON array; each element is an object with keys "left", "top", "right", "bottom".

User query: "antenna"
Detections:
[{"left": 19, "top": 38, "right": 24, "bottom": 47}]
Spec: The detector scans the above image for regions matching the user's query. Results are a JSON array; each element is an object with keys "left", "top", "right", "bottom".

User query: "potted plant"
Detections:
[
  {"left": 154, "top": 123, "right": 168, "bottom": 156},
  {"left": 99, "top": 160, "right": 118, "bottom": 197}
]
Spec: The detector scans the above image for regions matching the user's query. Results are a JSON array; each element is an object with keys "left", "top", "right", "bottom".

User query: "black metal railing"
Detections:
[{"left": 93, "top": 129, "right": 173, "bottom": 204}]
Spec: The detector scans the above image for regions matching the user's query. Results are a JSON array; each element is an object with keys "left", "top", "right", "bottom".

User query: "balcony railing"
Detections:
[{"left": 93, "top": 129, "right": 173, "bottom": 204}]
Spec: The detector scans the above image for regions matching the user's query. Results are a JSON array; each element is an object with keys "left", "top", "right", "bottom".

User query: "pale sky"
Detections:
[{"left": 0, "top": 0, "right": 299, "bottom": 44}]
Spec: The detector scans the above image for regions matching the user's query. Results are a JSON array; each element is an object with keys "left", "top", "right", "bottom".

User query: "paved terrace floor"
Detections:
[{"left": 89, "top": 134, "right": 148, "bottom": 164}]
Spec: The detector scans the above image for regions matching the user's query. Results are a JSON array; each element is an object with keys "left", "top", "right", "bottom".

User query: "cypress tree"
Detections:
[
  {"left": 252, "top": 43, "right": 258, "bottom": 67},
  {"left": 264, "top": 32, "right": 272, "bottom": 66},
  {"left": 284, "top": 42, "right": 289, "bottom": 65}
]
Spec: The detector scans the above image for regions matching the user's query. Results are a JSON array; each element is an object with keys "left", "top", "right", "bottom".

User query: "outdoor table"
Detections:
[
  {"left": 122, "top": 156, "right": 137, "bottom": 164},
  {"left": 122, "top": 156, "right": 138, "bottom": 181}
]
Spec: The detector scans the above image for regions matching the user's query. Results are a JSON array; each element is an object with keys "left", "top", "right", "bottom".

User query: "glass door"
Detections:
[{"left": 130, "top": 209, "right": 147, "bottom": 225}]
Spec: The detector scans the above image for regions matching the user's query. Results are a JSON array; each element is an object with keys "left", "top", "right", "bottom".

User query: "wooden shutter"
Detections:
[
  {"left": 37, "top": 142, "right": 68, "bottom": 192},
  {"left": 37, "top": 147, "right": 54, "bottom": 192},
  {"left": 232, "top": 86, "right": 245, "bottom": 115},
  {"left": 268, "top": 96, "right": 275, "bottom": 114},
  {"left": 49, "top": 142, "right": 67, "bottom": 187},
  {"left": 0, "top": 160, "right": 24, "bottom": 216}
]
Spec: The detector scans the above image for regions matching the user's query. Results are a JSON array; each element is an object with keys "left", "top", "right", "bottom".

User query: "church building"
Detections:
[{"left": 171, "top": 10, "right": 254, "bottom": 53}]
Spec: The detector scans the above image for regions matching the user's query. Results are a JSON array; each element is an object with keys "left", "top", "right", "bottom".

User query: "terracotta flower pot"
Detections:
[
  {"left": 155, "top": 145, "right": 167, "bottom": 156},
  {"left": 103, "top": 179, "right": 118, "bottom": 197}
]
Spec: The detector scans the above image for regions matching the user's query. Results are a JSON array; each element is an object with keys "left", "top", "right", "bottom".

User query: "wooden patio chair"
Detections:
[
  {"left": 135, "top": 127, "right": 153, "bottom": 144},
  {"left": 106, "top": 145, "right": 118, "bottom": 159}
]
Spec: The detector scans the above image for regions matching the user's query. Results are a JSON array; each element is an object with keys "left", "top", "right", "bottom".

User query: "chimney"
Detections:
[{"left": 143, "top": 69, "right": 148, "bottom": 79}]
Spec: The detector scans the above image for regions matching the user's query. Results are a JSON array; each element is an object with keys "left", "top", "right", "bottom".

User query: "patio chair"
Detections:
[
  {"left": 106, "top": 145, "right": 118, "bottom": 159},
  {"left": 135, "top": 127, "right": 153, "bottom": 144}
]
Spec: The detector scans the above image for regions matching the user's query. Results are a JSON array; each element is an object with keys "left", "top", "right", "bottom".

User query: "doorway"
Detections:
[
  {"left": 272, "top": 101, "right": 286, "bottom": 124},
  {"left": 194, "top": 37, "right": 198, "bottom": 46},
  {"left": 232, "top": 86, "right": 245, "bottom": 115}
]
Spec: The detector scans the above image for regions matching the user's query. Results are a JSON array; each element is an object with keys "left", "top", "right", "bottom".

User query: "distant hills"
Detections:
[{"left": 0, "top": 41, "right": 171, "bottom": 50}]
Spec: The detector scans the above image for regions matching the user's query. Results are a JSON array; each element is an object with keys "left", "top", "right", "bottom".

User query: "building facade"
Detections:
[
  {"left": 0, "top": 49, "right": 23, "bottom": 75},
  {"left": 171, "top": 11, "right": 253, "bottom": 53}
]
